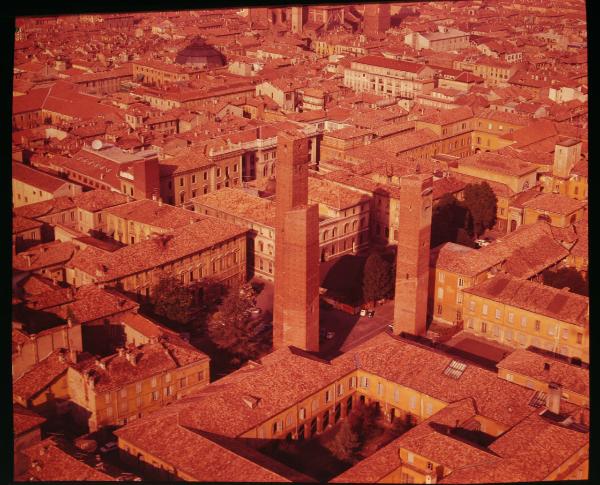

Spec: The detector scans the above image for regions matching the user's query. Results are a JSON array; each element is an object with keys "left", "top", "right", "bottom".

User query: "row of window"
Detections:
[
  {"left": 467, "top": 318, "right": 583, "bottom": 345},
  {"left": 322, "top": 219, "right": 364, "bottom": 241}
]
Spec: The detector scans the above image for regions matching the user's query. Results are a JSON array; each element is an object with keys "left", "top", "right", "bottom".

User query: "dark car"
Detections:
[{"left": 367, "top": 310, "right": 375, "bottom": 318}]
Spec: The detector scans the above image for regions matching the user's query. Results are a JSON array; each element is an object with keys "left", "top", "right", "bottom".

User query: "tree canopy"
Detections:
[
  {"left": 462, "top": 182, "right": 498, "bottom": 237},
  {"left": 206, "top": 283, "right": 266, "bottom": 363},
  {"left": 362, "top": 252, "right": 393, "bottom": 305},
  {"left": 151, "top": 275, "right": 195, "bottom": 325}
]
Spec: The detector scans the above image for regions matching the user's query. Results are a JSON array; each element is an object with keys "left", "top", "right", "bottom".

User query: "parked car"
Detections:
[
  {"left": 475, "top": 239, "right": 491, "bottom": 247},
  {"left": 100, "top": 442, "right": 118, "bottom": 454},
  {"left": 326, "top": 331, "right": 335, "bottom": 340},
  {"left": 367, "top": 310, "right": 375, "bottom": 318},
  {"left": 360, "top": 308, "right": 367, "bottom": 317}
]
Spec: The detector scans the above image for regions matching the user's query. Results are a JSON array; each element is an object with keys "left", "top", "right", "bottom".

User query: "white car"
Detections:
[
  {"left": 475, "top": 239, "right": 491, "bottom": 247},
  {"left": 360, "top": 309, "right": 367, "bottom": 317},
  {"left": 326, "top": 331, "right": 335, "bottom": 340}
]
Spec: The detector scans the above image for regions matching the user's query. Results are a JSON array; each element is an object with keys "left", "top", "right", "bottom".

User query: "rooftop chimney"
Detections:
[{"left": 546, "top": 382, "right": 562, "bottom": 415}]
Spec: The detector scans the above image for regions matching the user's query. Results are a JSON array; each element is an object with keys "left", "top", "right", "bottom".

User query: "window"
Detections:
[
  {"left": 191, "top": 174, "right": 196, "bottom": 184},
  {"left": 427, "top": 461, "right": 433, "bottom": 471},
  {"left": 481, "top": 321, "right": 487, "bottom": 333},
  {"left": 458, "top": 278, "right": 464, "bottom": 287},
  {"left": 337, "top": 383, "right": 344, "bottom": 396},
  {"left": 577, "top": 333, "right": 583, "bottom": 344},
  {"left": 535, "top": 320, "right": 541, "bottom": 332},
  {"left": 377, "top": 383, "right": 384, "bottom": 396},
  {"left": 467, "top": 318, "right": 474, "bottom": 329},
  {"left": 437, "top": 304, "right": 443, "bottom": 315},
  {"left": 425, "top": 402, "right": 433, "bottom": 416},
  {"left": 179, "top": 178, "right": 184, "bottom": 187},
  {"left": 180, "top": 377, "right": 187, "bottom": 389},
  {"left": 493, "top": 325, "right": 500, "bottom": 337},
  {"left": 438, "top": 272, "right": 445, "bottom": 283},
  {"left": 136, "top": 383, "right": 142, "bottom": 394},
  {"left": 203, "top": 171, "right": 208, "bottom": 180},
  {"left": 469, "top": 300, "right": 476, "bottom": 312},
  {"left": 360, "top": 376, "right": 369, "bottom": 388},
  {"left": 495, "top": 309, "right": 502, "bottom": 320},
  {"left": 286, "top": 414, "right": 293, "bottom": 426},
  {"left": 520, "top": 316, "right": 527, "bottom": 328},
  {"left": 508, "top": 312, "right": 514, "bottom": 324},
  {"left": 444, "top": 360, "right": 467, "bottom": 379},
  {"left": 407, "top": 452, "right": 414, "bottom": 464},
  {"left": 152, "top": 391, "right": 159, "bottom": 401},
  {"left": 349, "top": 376, "right": 357, "bottom": 389},
  {"left": 216, "top": 168, "right": 221, "bottom": 177},
  {"left": 562, "top": 329, "right": 569, "bottom": 340},
  {"left": 409, "top": 396, "right": 417, "bottom": 409},
  {"left": 457, "top": 292, "right": 463, "bottom": 304},
  {"left": 482, "top": 304, "right": 488, "bottom": 316},
  {"left": 299, "top": 408, "right": 306, "bottom": 420},
  {"left": 325, "top": 389, "right": 332, "bottom": 403},
  {"left": 164, "top": 386, "right": 173, "bottom": 397},
  {"left": 198, "top": 370, "right": 205, "bottom": 381},
  {"left": 311, "top": 399, "right": 319, "bottom": 411}
]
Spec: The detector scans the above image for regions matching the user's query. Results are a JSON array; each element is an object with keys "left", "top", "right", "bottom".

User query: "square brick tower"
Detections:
[
  {"left": 273, "top": 130, "right": 320, "bottom": 352},
  {"left": 363, "top": 3, "right": 391, "bottom": 38},
  {"left": 392, "top": 174, "right": 433, "bottom": 336}
]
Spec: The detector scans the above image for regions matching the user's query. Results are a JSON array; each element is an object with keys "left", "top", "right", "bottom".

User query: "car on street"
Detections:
[
  {"left": 100, "top": 442, "right": 118, "bottom": 454},
  {"left": 367, "top": 310, "right": 375, "bottom": 318},
  {"left": 475, "top": 238, "right": 491, "bottom": 247},
  {"left": 360, "top": 308, "right": 367, "bottom": 317},
  {"left": 387, "top": 324, "right": 393, "bottom": 331},
  {"left": 326, "top": 331, "right": 335, "bottom": 340}
]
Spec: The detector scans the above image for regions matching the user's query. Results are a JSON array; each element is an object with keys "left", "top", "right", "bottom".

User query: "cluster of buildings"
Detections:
[{"left": 12, "top": 1, "right": 588, "bottom": 483}]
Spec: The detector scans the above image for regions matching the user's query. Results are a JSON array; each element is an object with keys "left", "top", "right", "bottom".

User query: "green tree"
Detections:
[
  {"left": 328, "top": 419, "right": 361, "bottom": 462},
  {"left": 462, "top": 182, "right": 498, "bottom": 237},
  {"left": 151, "top": 275, "right": 195, "bottom": 325},
  {"left": 207, "top": 283, "right": 265, "bottom": 363},
  {"left": 431, "top": 193, "right": 464, "bottom": 247},
  {"left": 542, "top": 267, "right": 589, "bottom": 296},
  {"left": 362, "top": 252, "right": 393, "bottom": 305}
]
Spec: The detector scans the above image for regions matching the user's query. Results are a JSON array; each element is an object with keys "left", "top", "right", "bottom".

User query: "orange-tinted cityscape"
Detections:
[{"left": 11, "top": 1, "right": 589, "bottom": 482}]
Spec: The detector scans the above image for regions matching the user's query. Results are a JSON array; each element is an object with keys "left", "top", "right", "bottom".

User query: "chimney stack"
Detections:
[{"left": 546, "top": 382, "right": 562, "bottom": 415}]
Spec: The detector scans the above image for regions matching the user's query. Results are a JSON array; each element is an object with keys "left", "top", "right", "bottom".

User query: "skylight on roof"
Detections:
[
  {"left": 443, "top": 360, "right": 467, "bottom": 379},
  {"left": 529, "top": 391, "right": 547, "bottom": 408}
]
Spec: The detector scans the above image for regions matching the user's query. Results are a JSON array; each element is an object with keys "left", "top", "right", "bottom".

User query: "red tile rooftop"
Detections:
[
  {"left": 497, "top": 349, "right": 588, "bottom": 397},
  {"left": 12, "top": 215, "right": 43, "bottom": 234},
  {"left": 104, "top": 198, "right": 205, "bottom": 228},
  {"left": 464, "top": 273, "right": 588, "bottom": 327},
  {"left": 191, "top": 187, "right": 276, "bottom": 227},
  {"left": 352, "top": 55, "right": 428, "bottom": 74},
  {"left": 13, "top": 404, "right": 46, "bottom": 436},
  {"left": 521, "top": 192, "right": 587, "bottom": 215},
  {"left": 13, "top": 350, "right": 70, "bottom": 403},
  {"left": 417, "top": 106, "right": 474, "bottom": 126},
  {"left": 69, "top": 218, "right": 247, "bottom": 282},
  {"left": 13, "top": 240, "right": 77, "bottom": 272},
  {"left": 19, "top": 438, "right": 115, "bottom": 481},
  {"left": 12, "top": 162, "right": 70, "bottom": 193},
  {"left": 457, "top": 151, "right": 538, "bottom": 177}
]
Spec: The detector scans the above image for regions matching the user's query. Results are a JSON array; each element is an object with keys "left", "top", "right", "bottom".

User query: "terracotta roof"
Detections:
[
  {"left": 13, "top": 350, "right": 70, "bottom": 402},
  {"left": 68, "top": 219, "right": 247, "bottom": 282},
  {"left": 457, "top": 152, "right": 538, "bottom": 177},
  {"left": 104, "top": 199, "right": 205, "bottom": 229},
  {"left": 13, "top": 404, "right": 46, "bottom": 436},
  {"left": 71, "top": 189, "right": 129, "bottom": 212},
  {"left": 13, "top": 195, "right": 76, "bottom": 220},
  {"left": 417, "top": 106, "right": 474, "bottom": 126},
  {"left": 13, "top": 240, "right": 77, "bottom": 272},
  {"left": 72, "top": 336, "right": 208, "bottom": 393},
  {"left": 20, "top": 274, "right": 61, "bottom": 297},
  {"left": 116, "top": 415, "right": 313, "bottom": 482},
  {"left": 432, "top": 176, "right": 466, "bottom": 201},
  {"left": 497, "top": 349, "right": 588, "bottom": 397},
  {"left": 308, "top": 175, "right": 370, "bottom": 210},
  {"left": 522, "top": 193, "right": 587, "bottom": 215},
  {"left": 191, "top": 187, "right": 276, "bottom": 227},
  {"left": 120, "top": 311, "right": 179, "bottom": 340},
  {"left": 12, "top": 215, "right": 43, "bottom": 234},
  {"left": 12, "top": 162, "right": 69, "bottom": 193},
  {"left": 353, "top": 55, "right": 428, "bottom": 74},
  {"left": 464, "top": 273, "right": 588, "bottom": 327},
  {"left": 19, "top": 438, "right": 115, "bottom": 481}
]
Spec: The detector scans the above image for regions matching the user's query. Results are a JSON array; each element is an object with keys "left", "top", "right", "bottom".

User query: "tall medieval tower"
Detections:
[
  {"left": 363, "top": 3, "right": 391, "bottom": 38},
  {"left": 392, "top": 174, "right": 433, "bottom": 336},
  {"left": 273, "top": 130, "right": 320, "bottom": 352}
]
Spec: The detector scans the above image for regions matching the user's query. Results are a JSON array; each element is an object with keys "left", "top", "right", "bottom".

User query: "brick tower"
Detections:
[
  {"left": 273, "top": 130, "right": 320, "bottom": 352},
  {"left": 363, "top": 3, "right": 391, "bottom": 38},
  {"left": 392, "top": 174, "right": 433, "bottom": 336}
]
